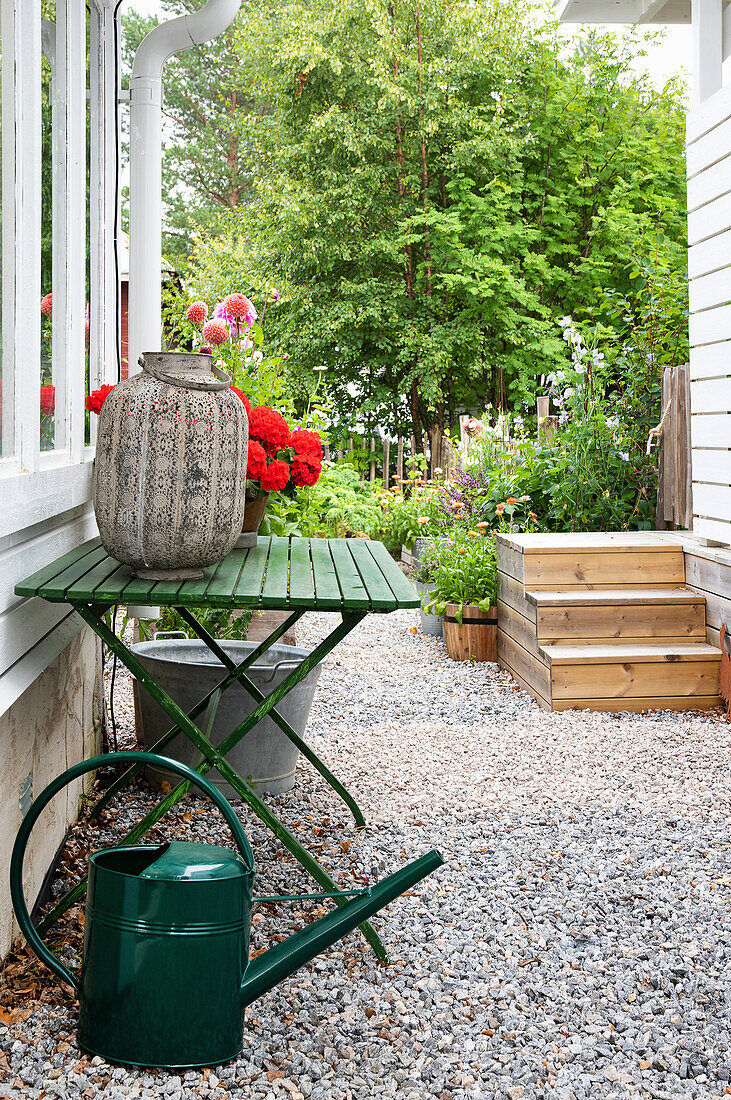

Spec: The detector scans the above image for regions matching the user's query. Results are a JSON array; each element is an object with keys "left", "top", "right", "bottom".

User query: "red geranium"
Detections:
[
  {"left": 247, "top": 440, "right": 268, "bottom": 479},
  {"left": 86, "top": 384, "right": 116, "bottom": 415},
  {"left": 291, "top": 452, "right": 322, "bottom": 488},
  {"left": 290, "top": 428, "right": 322, "bottom": 458},
  {"left": 40, "top": 384, "right": 55, "bottom": 416},
  {"left": 248, "top": 405, "right": 291, "bottom": 456},
  {"left": 260, "top": 458, "right": 290, "bottom": 492}
]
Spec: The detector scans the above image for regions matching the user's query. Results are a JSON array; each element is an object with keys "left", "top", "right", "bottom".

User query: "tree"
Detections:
[
  {"left": 185, "top": 0, "right": 689, "bottom": 447},
  {"left": 122, "top": 0, "right": 261, "bottom": 267}
]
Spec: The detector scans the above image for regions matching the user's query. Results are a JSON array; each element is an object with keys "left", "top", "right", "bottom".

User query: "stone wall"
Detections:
[{"left": 0, "top": 629, "right": 103, "bottom": 958}]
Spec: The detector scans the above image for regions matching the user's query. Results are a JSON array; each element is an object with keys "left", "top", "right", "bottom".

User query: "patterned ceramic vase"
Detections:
[{"left": 93, "top": 352, "right": 248, "bottom": 580}]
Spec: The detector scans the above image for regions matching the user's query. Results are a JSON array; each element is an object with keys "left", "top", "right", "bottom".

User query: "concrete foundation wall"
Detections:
[{"left": 0, "top": 628, "right": 103, "bottom": 958}]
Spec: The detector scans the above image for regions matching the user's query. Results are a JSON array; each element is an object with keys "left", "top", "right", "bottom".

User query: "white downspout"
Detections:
[{"left": 128, "top": 0, "right": 241, "bottom": 375}]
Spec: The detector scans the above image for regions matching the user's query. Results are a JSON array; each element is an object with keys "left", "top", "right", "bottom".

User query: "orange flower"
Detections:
[
  {"left": 496, "top": 503, "right": 505, "bottom": 513},
  {"left": 506, "top": 498, "right": 516, "bottom": 504},
  {"left": 529, "top": 511, "right": 537, "bottom": 520},
  {"left": 520, "top": 495, "right": 530, "bottom": 502},
  {"left": 458, "top": 548, "right": 466, "bottom": 554},
  {"left": 477, "top": 521, "right": 490, "bottom": 529},
  {"left": 469, "top": 530, "right": 480, "bottom": 537},
  {"left": 409, "top": 626, "right": 418, "bottom": 635}
]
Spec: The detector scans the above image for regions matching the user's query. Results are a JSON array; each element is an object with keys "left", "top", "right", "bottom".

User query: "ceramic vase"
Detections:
[{"left": 93, "top": 352, "right": 248, "bottom": 579}]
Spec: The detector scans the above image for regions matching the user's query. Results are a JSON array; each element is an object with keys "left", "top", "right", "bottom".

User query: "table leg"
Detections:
[
  {"left": 176, "top": 606, "right": 366, "bottom": 828},
  {"left": 40, "top": 603, "right": 388, "bottom": 963},
  {"left": 90, "top": 609, "right": 304, "bottom": 820}
]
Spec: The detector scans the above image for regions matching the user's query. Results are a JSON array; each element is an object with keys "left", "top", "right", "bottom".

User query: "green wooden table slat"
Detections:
[
  {"left": 232, "top": 537, "right": 270, "bottom": 604},
  {"left": 147, "top": 577, "right": 184, "bottom": 604},
  {"left": 64, "top": 556, "right": 127, "bottom": 602},
  {"left": 116, "top": 572, "right": 165, "bottom": 606},
  {"left": 170, "top": 560, "right": 222, "bottom": 606},
  {"left": 346, "top": 538, "right": 397, "bottom": 611},
  {"left": 328, "top": 539, "right": 370, "bottom": 609},
  {"left": 309, "top": 538, "right": 343, "bottom": 610},
  {"left": 260, "top": 537, "right": 290, "bottom": 608},
  {"left": 365, "top": 539, "right": 420, "bottom": 608},
  {"left": 93, "top": 564, "right": 137, "bottom": 604},
  {"left": 14, "top": 538, "right": 102, "bottom": 598},
  {"left": 37, "top": 545, "right": 110, "bottom": 601},
  {"left": 288, "top": 539, "right": 315, "bottom": 607},
  {"left": 204, "top": 548, "right": 248, "bottom": 606}
]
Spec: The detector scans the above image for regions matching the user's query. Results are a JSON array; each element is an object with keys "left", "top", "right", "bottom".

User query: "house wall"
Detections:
[
  {"left": 687, "top": 82, "right": 731, "bottom": 544},
  {"left": 0, "top": 628, "right": 103, "bottom": 958}
]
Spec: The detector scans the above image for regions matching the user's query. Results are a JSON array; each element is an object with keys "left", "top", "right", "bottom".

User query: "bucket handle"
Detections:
[{"left": 10, "top": 751, "right": 255, "bottom": 993}]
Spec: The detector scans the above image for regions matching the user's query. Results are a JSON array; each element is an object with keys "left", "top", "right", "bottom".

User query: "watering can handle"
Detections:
[{"left": 10, "top": 751, "right": 255, "bottom": 994}]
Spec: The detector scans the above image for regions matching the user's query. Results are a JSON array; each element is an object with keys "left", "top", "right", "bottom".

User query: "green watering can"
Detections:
[{"left": 10, "top": 752, "right": 444, "bottom": 1069}]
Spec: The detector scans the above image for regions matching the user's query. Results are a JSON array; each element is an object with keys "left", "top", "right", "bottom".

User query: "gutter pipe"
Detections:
[{"left": 128, "top": 0, "right": 241, "bottom": 375}]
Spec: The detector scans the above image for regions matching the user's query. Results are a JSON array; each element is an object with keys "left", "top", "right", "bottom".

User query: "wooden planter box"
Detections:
[{"left": 443, "top": 603, "right": 497, "bottom": 662}]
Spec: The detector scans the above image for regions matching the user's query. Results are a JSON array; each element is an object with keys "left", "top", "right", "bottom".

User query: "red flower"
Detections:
[
  {"left": 201, "top": 319, "right": 229, "bottom": 346},
  {"left": 290, "top": 428, "right": 322, "bottom": 458},
  {"left": 86, "top": 384, "right": 115, "bottom": 415},
  {"left": 246, "top": 440, "right": 268, "bottom": 480},
  {"left": 248, "top": 405, "right": 291, "bottom": 456},
  {"left": 40, "top": 293, "right": 52, "bottom": 318},
  {"left": 186, "top": 301, "right": 208, "bottom": 325},
  {"left": 231, "top": 386, "right": 251, "bottom": 416},
  {"left": 260, "top": 458, "right": 290, "bottom": 492},
  {"left": 40, "top": 384, "right": 55, "bottom": 416},
  {"left": 291, "top": 452, "right": 322, "bottom": 488}
]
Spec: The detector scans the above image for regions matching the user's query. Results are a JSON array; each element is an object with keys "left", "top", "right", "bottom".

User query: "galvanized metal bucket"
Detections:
[{"left": 131, "top": 638, "right": 322, "bottom": 796}]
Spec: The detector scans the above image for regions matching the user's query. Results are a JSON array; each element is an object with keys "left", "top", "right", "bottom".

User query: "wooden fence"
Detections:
[{"left": 656, "top": 363, "right": 693, "bottom": 531}]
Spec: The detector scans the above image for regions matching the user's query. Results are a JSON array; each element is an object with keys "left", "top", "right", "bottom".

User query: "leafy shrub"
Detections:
[{"left": 422, "top": 531, "right": 497, "bottom": 617}]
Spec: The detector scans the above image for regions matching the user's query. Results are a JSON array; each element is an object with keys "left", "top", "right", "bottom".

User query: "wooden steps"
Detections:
[{"left": 496, "top": 533, "right": 722, "bottom": 713}]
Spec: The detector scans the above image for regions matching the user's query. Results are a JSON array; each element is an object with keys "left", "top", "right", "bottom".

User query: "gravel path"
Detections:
[{"left": 2, "top": 609, "right": 731, "bottom": 1100}]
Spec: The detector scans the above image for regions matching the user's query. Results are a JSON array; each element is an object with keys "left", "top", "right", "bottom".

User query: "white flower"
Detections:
[
  {"left": 558, "top": 411, "right": 569, "bottom": 424},
  {"left": 619, "top": 451, "right": 629, "bottom": 462},
  {"left": 574, "top": 363, "right": 585, "bottom": 375},
  {"left": 605, "top": 415, "right": 619, "bottom": 428},
  {"left": 563, "top": 387, "right": 575, "bottom": 400},
  {"left": 556, "top": 370, "right": 565, "bottom": 381},
  {"left": 558, "top": 316, "right": 572, "bottom": 329},
  {"left": 592, "top": 349, "right": 605, "bottom": 366}
]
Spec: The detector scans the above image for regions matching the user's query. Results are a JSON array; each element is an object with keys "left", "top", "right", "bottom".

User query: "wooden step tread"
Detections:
[
  {"left": 527, "top": 587, "right": 699, "bottom": 607},
  {"left": 541, "top": 643, "right": 720, "bottom": 665},
  {"left": 498, "top": 532, "right": 681, "bottom": 552}
]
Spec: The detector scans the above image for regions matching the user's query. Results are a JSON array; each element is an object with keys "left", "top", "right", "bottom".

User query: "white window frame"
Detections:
[
  {"left": 0, "top": 0, "right": 119, "bottom": 708},
  {"left": 0, "top": 0, "right": 118, "bottom": 538}
]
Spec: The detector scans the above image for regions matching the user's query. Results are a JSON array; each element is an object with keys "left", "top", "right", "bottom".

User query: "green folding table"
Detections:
[{"left": 16, "top": 535, "right": 419, "bottom": 963}]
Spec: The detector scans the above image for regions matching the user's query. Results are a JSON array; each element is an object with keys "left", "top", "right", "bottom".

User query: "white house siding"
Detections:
[
  {"left": 687, "top": 81, "right": 731, "bottom": 543},
  {"left": 0, "top": 629, "right": 102, "bottom": 957}
]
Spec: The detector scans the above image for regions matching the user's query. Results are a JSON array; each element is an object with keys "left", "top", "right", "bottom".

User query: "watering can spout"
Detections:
[{"left": 240, "top": 849, "right": 444, "bottom": 1006}]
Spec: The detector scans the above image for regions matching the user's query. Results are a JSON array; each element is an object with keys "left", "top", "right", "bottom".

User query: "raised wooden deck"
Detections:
[{"left": 496, "top": 533, "right": 723, "bottom": 713}]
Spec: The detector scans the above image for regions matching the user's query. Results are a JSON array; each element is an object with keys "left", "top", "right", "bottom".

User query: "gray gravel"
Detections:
[{"left": 2, "top": 609, "right": 731, "bottom": 1099}]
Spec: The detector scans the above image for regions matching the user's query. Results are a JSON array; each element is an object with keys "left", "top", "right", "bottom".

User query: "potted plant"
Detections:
[
  {"left": 413, "top": 560, "right": 443, "bottom": 637},
  {"left": 423, "top": 529, "right": 497, "bottom": 661}
]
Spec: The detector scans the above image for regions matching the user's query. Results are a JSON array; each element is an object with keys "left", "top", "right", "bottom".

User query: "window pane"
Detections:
[
  {"left": 40, "top": 4, "right": 64, "bottom": 452},
  {"left": 0, "top": 12, "right": 9, "bottom": 460}
]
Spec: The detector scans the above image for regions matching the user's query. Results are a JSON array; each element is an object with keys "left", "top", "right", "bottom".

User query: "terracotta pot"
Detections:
[
  {"left": 93, "top": 352, "right": 248, "bottom": 580},
  {"left": 442, "top": 602, "right": 497, "bottom": 662},
  {"left": 236, "top": 490, "right": 269, "bottom": 548}
]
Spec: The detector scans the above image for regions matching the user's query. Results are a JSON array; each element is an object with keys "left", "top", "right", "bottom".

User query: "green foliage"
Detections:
[
  {"left": 156, "top": 606, "right": 253, "bottom": 640},
  {"left": 185, "top": 0, "right": 689, "bottom": 449},
  {"left": 423, "top": 531, "right": 497, "bottom": 615},
  {"left": 379, "top": 480, "right": 442, "bottom": 555}
]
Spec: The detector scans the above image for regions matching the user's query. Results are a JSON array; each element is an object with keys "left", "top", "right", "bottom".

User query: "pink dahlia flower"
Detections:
[
  {"left": 223, "top": 293, "right": 257, "bottom": 326},
  {"left": 41, "top": 293, "right": 52, "bottom": 318},
  {"left": 269, "top": 288, "right": 280, "bottom": 301},
  {"left": 201, "top": 319, "right": 229, "bottom": 346},
  {"left": 186, "top": 301, "right": 208, "bottom": 325}
]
